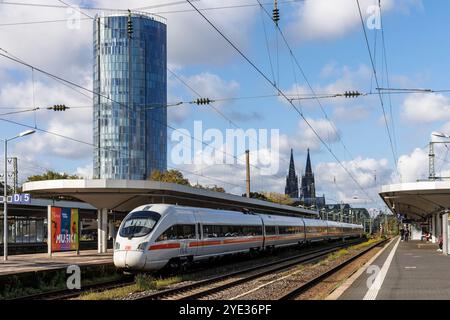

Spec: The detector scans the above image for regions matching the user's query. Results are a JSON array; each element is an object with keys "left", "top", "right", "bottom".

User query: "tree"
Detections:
[
  {"left": 242, "top": 192, "right": 269, "bottom": 201},
  {"left": 262, "top": 192, "right": 295, "bottom": 205},
  {"left": 194, "top": 183, "right": 226, "bottom": 193},
  {"left": 26, "top": 170, "right": 80, "bottom": 182},
  {"left": 148, "top": 169, "right": 190, "bottom": 186}
]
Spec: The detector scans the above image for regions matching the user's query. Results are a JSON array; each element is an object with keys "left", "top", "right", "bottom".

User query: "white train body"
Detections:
[{"left": 113, "top": 204, "right": 364, "bottom": 272}]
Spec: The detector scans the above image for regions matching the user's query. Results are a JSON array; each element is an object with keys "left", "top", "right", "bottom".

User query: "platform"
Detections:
[
  {"left": 0, "top": 250, "right": 113, "bottom": 276},
  {"left": 333, "top": 237, "right": 450, "bottom": 300}
]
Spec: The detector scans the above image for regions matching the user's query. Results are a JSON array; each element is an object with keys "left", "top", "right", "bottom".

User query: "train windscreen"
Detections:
[{"left": 119, "top": 211, "right": 161, "bottom": 239}]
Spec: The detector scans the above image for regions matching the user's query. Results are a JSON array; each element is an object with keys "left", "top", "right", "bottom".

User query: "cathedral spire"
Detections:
[
  {"left": 289, "top": 148, "right": 295, "bottom": 175},
  {"left": 305, "top": 148, "right": 312, "bottom": 176},
  {"left": 285, "top": 148, "right": 299, "bottom": 198},
  {"left": 301, "top": 148, "right": 316, "bottom": 206}
]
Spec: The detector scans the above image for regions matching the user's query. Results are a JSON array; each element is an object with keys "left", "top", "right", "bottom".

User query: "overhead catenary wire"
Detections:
[
  {"left": 0, "top": 49, "right": 275, "bottom": 186},
  {"left": 256, "top": 1, "right": 368, "bottom": 177},
  {"left": 379, "top": 0, "right": 399, "bottom": 164},
  {"left": 167, "top": 68, "right": 289, "bottom": 191},
  {"left": 256, "top": 0, "right": 381, "bottom": 203},
  {"left": 0, "top": 114, "right": 245, "bottom": 190},
  {"left": 0, "top": 0, "right": 303, "bottom": 13},
  {"left": 185, "top": 0, "right": 376, "bottom": 203},
  {"left": 355, "top": 0, "right": 398, "bottom": 171}
]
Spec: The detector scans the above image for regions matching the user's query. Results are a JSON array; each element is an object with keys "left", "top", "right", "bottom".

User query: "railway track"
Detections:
[
  {"left": 135, "top": 238, "right": 364, "bottom": 300},
  {"left": 11, "top": 277, "right": 135, "bottom": 300},
  {"left": 278, "top": 237, "right": 390, "bottom": 300}
]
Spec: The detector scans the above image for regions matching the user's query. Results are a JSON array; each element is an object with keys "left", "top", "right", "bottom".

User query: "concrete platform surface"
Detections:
[
  {"left": 337, "top": 238, "right": 450, "bottom": 300},
  {"left": 0, "top": 250, "right": 113, "bottom": 276}
]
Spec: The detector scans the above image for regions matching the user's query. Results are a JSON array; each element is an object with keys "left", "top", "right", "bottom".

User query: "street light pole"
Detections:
[
  {"left": 3, "top": 139, "right": 7, "bottom": 260},
  {"left": 2, "top": 130, "right": 35, "bottom": 260}
]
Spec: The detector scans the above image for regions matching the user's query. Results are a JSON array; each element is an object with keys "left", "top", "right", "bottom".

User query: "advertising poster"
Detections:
[{"left": 51, "top": 207, "right": 79, "bottom": 252}]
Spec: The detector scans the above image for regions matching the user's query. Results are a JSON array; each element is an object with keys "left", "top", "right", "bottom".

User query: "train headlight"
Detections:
[
  {"left": 137, "top": 242, "right": 148, "bottom": 251},
  {"left": 114, "top": 242, "right": 120, "bottom": 250}
]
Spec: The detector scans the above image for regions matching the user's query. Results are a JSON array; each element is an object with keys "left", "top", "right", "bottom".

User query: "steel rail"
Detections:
[
  {"left": 278, "top": 237, "right": 391, "bottom": 300},
  {"left": 137, "top": 238, "right": 364, "bottom": 300},
  {"left": 10, "top": 277, "right": 134, "bottom": 300}
]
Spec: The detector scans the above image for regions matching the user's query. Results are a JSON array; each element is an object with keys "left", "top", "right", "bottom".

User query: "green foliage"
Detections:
[
  {"left": 193, "top": 183, "right": 226, "bottom": 193},
  {"left": 135, "top": 273, "right": 157, "bottom": 291},
  {"left": 149, "top": 170, "right": 226, "bottom": 192},
  {"left": 0, "top": 264, "right": 121, "bottom": 299},
  {"left": 26, "top": 170, "right": 80, "bottom": 182},
  {"left": 148, "top": 169, "right": 190, "bottom": 185},
  {"left": 244, "top": 192, "right": 269, "bottom": 201},
  {"left": 262, "top": 192, "right": 295, "bottom": 205}
]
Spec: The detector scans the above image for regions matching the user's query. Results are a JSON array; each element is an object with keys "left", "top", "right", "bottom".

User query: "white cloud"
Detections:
[
  {"left": 333, "top": 105, "right": 371, "bottom": 121},
  {"left": 286, "top": 0, "right": 420, "bottom": 42},
  {"left": 396, "top": 147, "right": 428, "bottom": 183},
  {"left": 181, "top": 72, "right": 239, "bottom": 103},
  {"left": 178, "top": 148, "right": 287, "bottom": 195},
  {"left": 401, "top": 93, "right": 450, "bottom": 123},
  {"left": 0, "top": 0, "right": 259, "bottom": 86},
  {"left": 394, "top": 131, "right": 450, "bottom": 183},
  {"left": 282, "top": 64, "right": 373, "bottom": 109},
  {"left": 94, "top": 0, "right": 258, "bottom": 66},
  {"left": 1, "top": 78, "right": 93, "bottom": 160},
  {"left": 315, "top": 156, "right": 391, "bottom": 206},
  {"left": 276, "top": 118, "right": 341, "bottom": 163},
  {"left": 76, "top": 163, "right": 93, "bottom": 179},
  {"left": 0, "top": 1, "right": 92, "bottom": 81}
]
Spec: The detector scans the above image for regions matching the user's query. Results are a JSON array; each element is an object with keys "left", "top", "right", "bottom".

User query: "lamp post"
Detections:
[{"left": 2, "top": 129, "right": 35, "bottom": 260}]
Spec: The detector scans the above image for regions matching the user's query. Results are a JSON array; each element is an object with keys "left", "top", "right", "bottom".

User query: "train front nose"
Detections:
[{"left": 114, "top": 250, "right": 146, "bottom": 270}]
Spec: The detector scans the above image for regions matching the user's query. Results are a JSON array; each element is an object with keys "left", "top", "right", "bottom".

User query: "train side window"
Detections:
[
  {"left": 279, "top": 226, "right": 303, "bottom": 235},
  {"left": 203, "top": 225, "right": 262, "bottom": 238},
  {"left": 265, "top": 226, "right": 276, "bottom": 235},
  {"left": 156, "top": 224, "right": 196, "bottom": 241}
]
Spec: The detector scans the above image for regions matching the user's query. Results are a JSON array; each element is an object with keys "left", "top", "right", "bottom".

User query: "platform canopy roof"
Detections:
[
  {"left": 380, "top": 181, "right": 450, "bottom": 221},
  {"left": 22, "top": 179, "right": 319, "bottom": 218}
]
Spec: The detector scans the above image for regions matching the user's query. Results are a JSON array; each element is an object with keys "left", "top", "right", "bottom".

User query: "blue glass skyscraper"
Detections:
[{"left": 93, "top": 12, "right": 167, "bottom": 180}]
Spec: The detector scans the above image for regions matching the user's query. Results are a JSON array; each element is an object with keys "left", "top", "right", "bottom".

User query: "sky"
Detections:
[{"left": 0, "top": 0, "right": 449, "bottom": 212}]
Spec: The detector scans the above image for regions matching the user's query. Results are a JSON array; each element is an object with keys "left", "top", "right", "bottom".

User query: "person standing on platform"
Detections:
[
  {"left": 404, "top": 227, "right": 409, "bottom": 242},
  {"left": 400, "top": 227, "right": 405, "bottom": 241}
]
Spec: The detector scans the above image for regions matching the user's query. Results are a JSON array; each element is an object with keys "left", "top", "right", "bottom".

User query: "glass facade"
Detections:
[
  {"left": 0, "top": 215, "right": 46, "bottom": 244},
  {"left": 93, "top": 13, "right": 167, "bottom": 180}
]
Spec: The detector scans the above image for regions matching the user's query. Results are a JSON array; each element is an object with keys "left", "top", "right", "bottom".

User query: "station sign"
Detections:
[{"left": 0, "top": 193, "right": 31, "bottom": 204}]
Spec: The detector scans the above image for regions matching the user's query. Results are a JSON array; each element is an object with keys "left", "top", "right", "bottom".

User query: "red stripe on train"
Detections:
[
  {"left": 189, "top": 240, "right": 222, "bottom": 247},
  {"left": 149, "top": 243, "right": 181, "bottom": 250}
]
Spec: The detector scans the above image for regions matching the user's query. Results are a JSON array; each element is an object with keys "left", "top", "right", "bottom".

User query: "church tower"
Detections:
[
  {"left": 285, "top": 149, "right": 299, "bottom": 198},
  {"left": 300, "top": 148, "right": 316, "bottom": 206}
]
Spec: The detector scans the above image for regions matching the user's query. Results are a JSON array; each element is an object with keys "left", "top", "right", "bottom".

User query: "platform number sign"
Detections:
[
  {"left": 11, "top": 193, "right": 31, "bottom": 204},
  {"left": 50, "top": 207, "right": 79, "bottom": 252}
]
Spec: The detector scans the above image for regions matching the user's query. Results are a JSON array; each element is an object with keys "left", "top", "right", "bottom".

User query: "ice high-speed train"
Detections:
[{"left": 113, "top": 204, "right": 364, "bottom": 272}]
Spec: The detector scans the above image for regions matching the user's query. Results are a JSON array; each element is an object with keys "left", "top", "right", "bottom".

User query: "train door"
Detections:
[
  {"left": 180, "top": 240, "right": 189, "bottom": 255},
  {"left": 185, "top": 211, "right": 199, "bottom": 258},
  {"left": 177, "top": 209, "right": 199, "bottom": 259}
]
